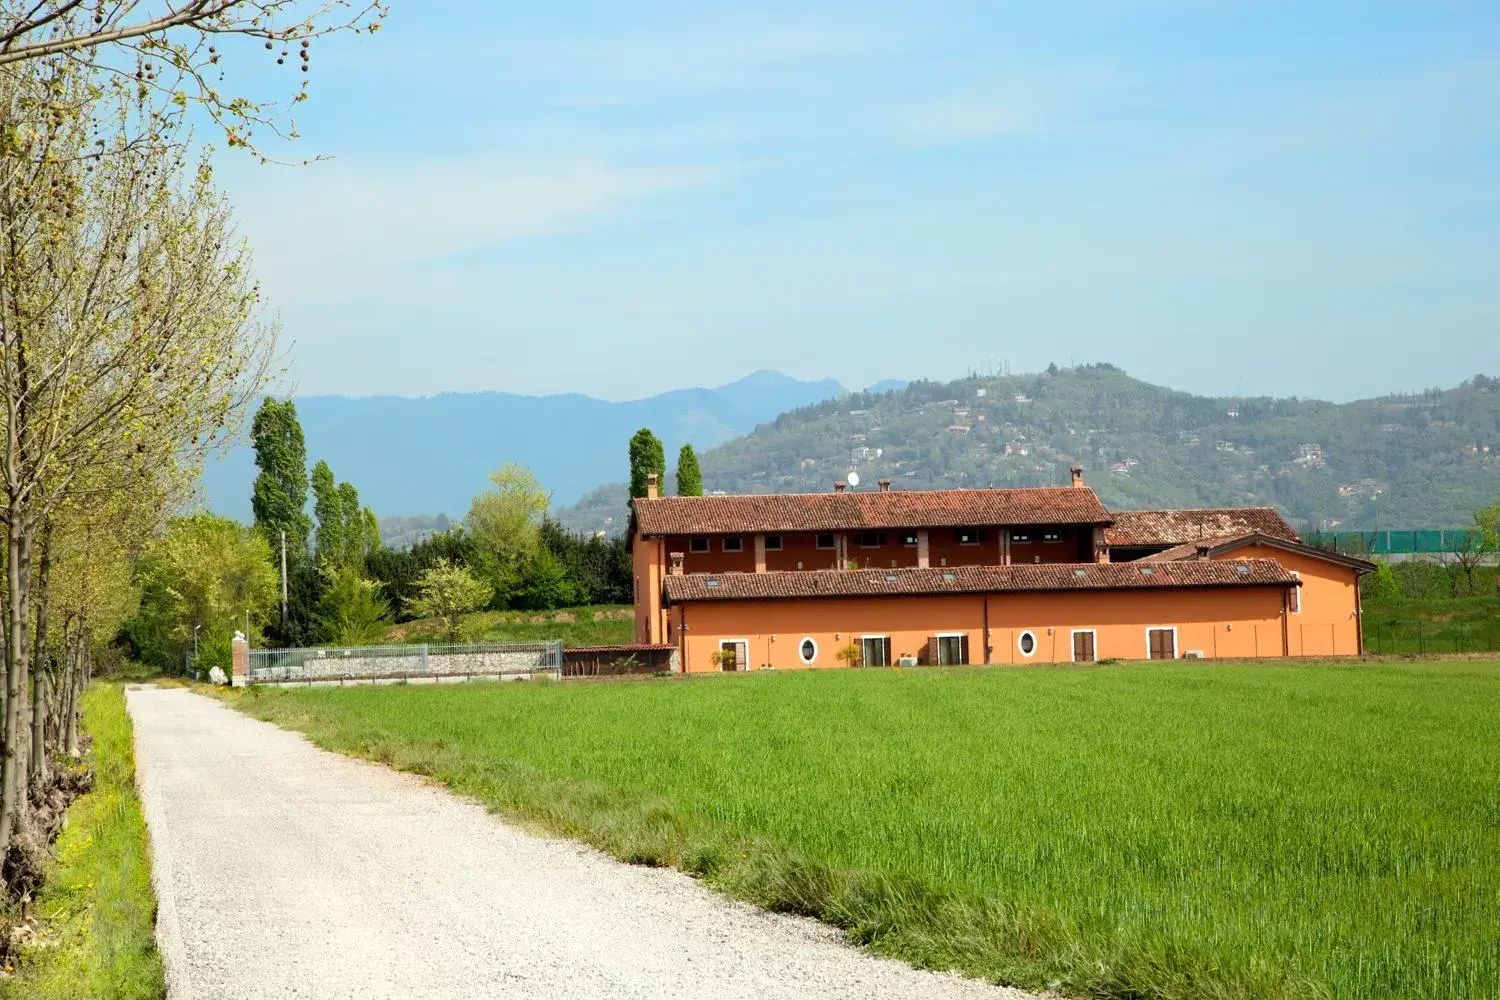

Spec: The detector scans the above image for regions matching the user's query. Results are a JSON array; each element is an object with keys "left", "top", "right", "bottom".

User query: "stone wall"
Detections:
[{"left": 249, "top": 645, "right": 559, "bottom": 685}]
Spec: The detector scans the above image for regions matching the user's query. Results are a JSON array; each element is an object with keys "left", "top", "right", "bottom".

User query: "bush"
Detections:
[{"left": 1363, "top": 562, "right": 1402, "bottom": 602}]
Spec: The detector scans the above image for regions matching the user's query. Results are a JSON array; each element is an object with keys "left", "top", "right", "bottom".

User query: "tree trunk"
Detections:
[
  {"left": 0, "top": 514, "right": 33, "bottom": 852},
  {"left": 64, "top": 641, "right": 81, "bottom": 757},
  {"left": 29, "top": 523, "right": 50, "bottom": 789}
]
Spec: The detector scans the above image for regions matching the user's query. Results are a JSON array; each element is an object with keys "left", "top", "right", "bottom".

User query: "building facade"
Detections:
[{"left": 631, "top": 470, "right": 1372, "bottom": 673}]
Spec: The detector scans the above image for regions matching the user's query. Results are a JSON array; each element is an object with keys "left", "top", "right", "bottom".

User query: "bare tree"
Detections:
[{"left": 1, "top": 1, "right": 385, "bottom": 155}]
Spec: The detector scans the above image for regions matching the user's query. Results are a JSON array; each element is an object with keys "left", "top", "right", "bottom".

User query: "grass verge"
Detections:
[
  {"left": 2, "top": 683, "right": 165, "bottom": 1000},
  {"left": 224, "top": 662, "right": 1499, "bottom": 1000}
]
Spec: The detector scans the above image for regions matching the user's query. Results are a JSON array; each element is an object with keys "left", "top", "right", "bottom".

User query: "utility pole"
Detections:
[{"left": 280, "top": 529, "right": 288, "bottom": 629}]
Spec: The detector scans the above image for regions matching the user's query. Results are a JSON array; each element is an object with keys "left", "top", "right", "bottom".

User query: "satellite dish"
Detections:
[{"left": 846, "top": 471, "right": 860, "bottom": 487}]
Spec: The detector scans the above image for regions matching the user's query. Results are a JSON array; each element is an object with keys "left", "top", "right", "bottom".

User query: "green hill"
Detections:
[{"left": 558, "top": 365, "right": 1500, "bottom": 535}]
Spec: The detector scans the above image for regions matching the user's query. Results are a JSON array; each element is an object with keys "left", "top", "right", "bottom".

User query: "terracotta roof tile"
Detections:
[
  {"left": 662, "top": 560, "right": 1295, "bottom": 603},
  {"left": 1105, "top": 508, "right": 1297, "bottom": 547},
  {"left": 1141, "top": 533, "right": 1377, "bottom": 573},
  {"left": 635, "top": 487, "right": 1112, "bottom": 537}
]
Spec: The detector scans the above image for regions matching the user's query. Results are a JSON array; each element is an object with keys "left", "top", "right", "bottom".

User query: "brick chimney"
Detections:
[
  {"left": 834, "top": 481, "right": 847, "bottom": 493},
  {"left": 646, "top": 473, "right": 660, "bottom": 499},
  {"left": 1070, "top": 465, "right": 1085, "bottom": 488},
  {"left": 669, "top": 551, "right": 685, "bottom": 575},
  {"left": 878, "top": 479, "right": 892, "bottom": 491}
]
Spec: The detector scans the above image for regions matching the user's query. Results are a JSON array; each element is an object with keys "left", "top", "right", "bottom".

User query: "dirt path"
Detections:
[{"left": 127, "top": 687, "right": 1035, "bottom": 1000}]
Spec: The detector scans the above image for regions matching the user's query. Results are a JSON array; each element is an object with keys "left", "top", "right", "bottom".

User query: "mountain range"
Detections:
[
  {"left": 555, "top": 365, "right": 1500, "bottom": 536},
  {"left": 201, "top": 370, "right": 867, "bottom": 521}
]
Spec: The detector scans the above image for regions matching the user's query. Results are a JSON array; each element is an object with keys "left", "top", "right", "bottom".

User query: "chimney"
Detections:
[
  {"left": 1070, "top": 465, "right": 1085, "bottom": 488},
  {"left": 834, "top": 481, "right": 847, "bottom": 493},
  {"left": 878, "top": 479, "right": 892, "bottom": 492},
  {"left": 669, "top": 552, "right": 685, "bottom": 575},
  {"left": 646, "top": 473, "right": 660, "bottom": 499}
]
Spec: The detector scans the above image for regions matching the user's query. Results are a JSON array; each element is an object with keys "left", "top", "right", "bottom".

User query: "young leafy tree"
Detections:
[
  {"left": 310, "top": 460, "right": 345, "bottom": 566},
  {"left": 0, "top": 64, "right": 274, "bottom": 851},
  {"left": 408, "top": 560, "right": 492, "bottom": 643},
  {"left": 628, "top": 428, "right": 666, "bottom": 499},
  {"left": 250, "top": 397, "right": 312, "bottom": 563},
  {"left": 128, "top": 515, "right": 279, "bottom": 672},
  {"left": 676, "top": 444, "right": 703, "bottom": 496},
  {"left": 466, "top": 463, "right": 549, "bottom": 607},
  {"left": 514, "top": 547, "right": 583, "bottom": 611},
  {"left": 315, "top": 564, "right": 392, "bottom": 645}
]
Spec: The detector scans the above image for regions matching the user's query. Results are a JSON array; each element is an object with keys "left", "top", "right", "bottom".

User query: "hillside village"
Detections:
[{"left": 560, "top": 365, "right": 1500, "bottom": 537}]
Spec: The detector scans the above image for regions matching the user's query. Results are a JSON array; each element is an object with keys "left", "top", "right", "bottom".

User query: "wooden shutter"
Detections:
[
  {"left": 1148, "top": 629, "right": 1175, "bottom": 660},
  {"left": 959, "top": 634, "right": 970, "bottom": 665},
  {"left": 922, "top": 636, "right": 938, "bottom": 666}
]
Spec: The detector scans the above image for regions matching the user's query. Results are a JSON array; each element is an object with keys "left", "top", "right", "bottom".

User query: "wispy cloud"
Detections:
[{"left": 229, "top": 156, "right": 713, "bottom": 302}]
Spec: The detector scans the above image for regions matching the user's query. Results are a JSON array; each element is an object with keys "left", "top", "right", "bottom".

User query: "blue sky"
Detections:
[{"left": 216, "top": 1, "right": 1500, "bottom": 403}]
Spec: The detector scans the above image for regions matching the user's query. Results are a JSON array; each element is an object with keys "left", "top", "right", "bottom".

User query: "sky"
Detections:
[{"left": 214, "top": 1, "right": 1500, "bottom": 404}]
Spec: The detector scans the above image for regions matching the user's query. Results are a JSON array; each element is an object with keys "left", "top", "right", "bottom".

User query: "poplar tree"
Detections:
[
  {"left": 250, "top": 398, "right": 311, "bottom": 563},
  {"left": 311, "top": 460, "right": 344, "bottom": 565},
  {"left": 628, "top": 428, "right": 666, "bottom": 500},
  {"left": 676, "top": 444, "right": 703, "bottom": 496},
  {"left": 338, "top": 480, "right": 362, "bottom": 565}
]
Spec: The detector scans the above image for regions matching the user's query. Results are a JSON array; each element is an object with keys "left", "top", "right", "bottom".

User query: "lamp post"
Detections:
[{"left": 193, "top": 624, "right": 202, "bottom": 660}]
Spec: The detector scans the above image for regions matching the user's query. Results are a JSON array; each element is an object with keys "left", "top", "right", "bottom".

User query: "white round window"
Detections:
[
  {"left": 798, "top": 638, "right": 818, "bottom": 664},
  {"left": 1017, "top": 631, "right": 1037, "bottom": 657}
]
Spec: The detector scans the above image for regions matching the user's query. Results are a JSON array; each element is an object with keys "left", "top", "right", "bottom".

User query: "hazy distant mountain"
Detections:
[
  {"left": 200, "top": 370, "right": 845, "bottom": 521},
  {"left": 555, "top": 365, "right": 1500, "bottom": 535}
]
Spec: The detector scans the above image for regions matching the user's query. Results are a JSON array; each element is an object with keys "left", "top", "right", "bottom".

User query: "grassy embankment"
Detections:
[
  {"left": 384, "top": 604, "right": 633, "bottom": 646},
  {"left": 1362, "top": 595, "right": 1500, "bottom": 654},
  {"left": 229, "top": 661, "right": 1498, "bottom": 1000},
  {"left": 2, "top": 684, "right": 165, "bottom": 1000}
]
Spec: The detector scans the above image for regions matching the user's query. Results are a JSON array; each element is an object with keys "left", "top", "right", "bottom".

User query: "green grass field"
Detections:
[
  {"left": 231, "top": 662, "right": 1498, "bottom": 1000},
  {"left": 4, "top": 684, "right": 165, "bottom": 1000},
  {"left": 385, "top": 604, "right": 633, "bottom": 646}
]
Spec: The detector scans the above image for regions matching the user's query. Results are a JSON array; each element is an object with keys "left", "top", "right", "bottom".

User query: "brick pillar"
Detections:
[
  {"left": 231, "top": 631, "right": 249, "bottom": 688},
  {"left": 916, "top": 530, "right": 930, "bottom": 568},
  {"left": 754, "top": 534, "right": 767, "bottom": 572}
]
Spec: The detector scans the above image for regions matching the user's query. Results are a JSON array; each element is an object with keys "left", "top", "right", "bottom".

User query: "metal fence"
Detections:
[
  {"left": 247, "top": 640, "right": 563, "bottom": 686},
  {"left": 1303, "top": 529, "right": 1482, "bottom": 556}
]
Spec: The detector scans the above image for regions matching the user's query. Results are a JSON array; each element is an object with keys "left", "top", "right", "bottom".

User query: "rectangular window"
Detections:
[
  {"left": 1289, "top": 571, "right": 1301, "bottom": 614},
  {"left": 1042, "top": 529, "right": 1063, "bottom": 543},
  {"left": 857, "top": 531, "right": 886, "bottom": 548},
  {"left": 955, "top": 528, "right": 985, "bottom": 546},
  {"left": 900, "top": 531, "right": 919, "bottom": 546},
  {"left": 860, "top": 636, "right": 891, "bottom": 667},
  {"left": 764, "top": 535, "right": 783, "bottom": 551},
  {"left": 1147, "top": 628, "right": 1176, "bottom": 660},
  {"left": 937, "top": 634, "right": 969, "bottom": 666},
  {"left": 816, "top": 533, "right": 836, "bottom": 550},
  {"left": 689, "top": 537, "right": 710, "bottom": 553},
  {"left": 1010, "top": 530, "right": 1031, "bottom": 543},
  {"left": 722, "top": 536, "right": 743, "bottom": 552},
  {"left": 1072, "top": 630, "right": 1096, "bottom": 663}
]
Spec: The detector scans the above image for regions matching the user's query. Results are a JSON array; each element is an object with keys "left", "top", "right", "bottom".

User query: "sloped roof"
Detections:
[
  {"left": 1105, "top": 508, "right": 1297, "bottom": 547},
  {"left": 634, "top": 487, "right": 1112, "bottom": 537},
  {"left": 662, "top": 560, "right": 1296, "bottom": 603},
  {"left": 1141, "top": 533, "right": 1377, "bottom": 574}
]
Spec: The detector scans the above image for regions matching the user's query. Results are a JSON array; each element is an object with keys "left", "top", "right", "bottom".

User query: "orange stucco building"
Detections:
[{"left": 631, "top": 470, "right": 1373, "bottom": 673}]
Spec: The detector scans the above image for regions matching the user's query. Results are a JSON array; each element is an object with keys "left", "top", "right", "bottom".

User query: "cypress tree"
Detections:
[
  {"left": 628, "top": 428, "right": 666, "bottom": 499},
  {"left": 338, "top": 480, "right": 363, "bottom": 565},
  {"left": 676, "top": 443, "right": 703, "bottom": 496},
  {"left": 249, "top": 398, "right": 311, "bottom": 562}
]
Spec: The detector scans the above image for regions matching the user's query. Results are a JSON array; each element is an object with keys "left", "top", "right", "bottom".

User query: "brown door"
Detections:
[
  {"left": 719, "top": 640, "right": 748, "bottom": 671},
  {"left": 1073, "top": 631, "right": 1095, "bottom": 663},
  {"left": 1147, "top": 628, "right": 1175, "bottom": 660}
]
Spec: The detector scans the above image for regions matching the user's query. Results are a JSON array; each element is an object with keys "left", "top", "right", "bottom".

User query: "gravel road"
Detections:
[{"left": 127, "top": 687, "right": 1036, "bottom": 1000}]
